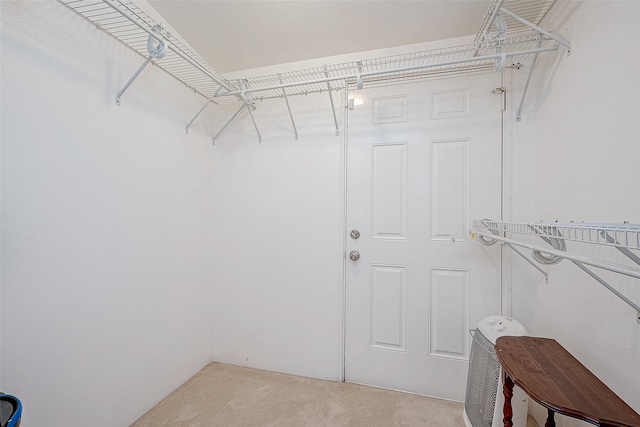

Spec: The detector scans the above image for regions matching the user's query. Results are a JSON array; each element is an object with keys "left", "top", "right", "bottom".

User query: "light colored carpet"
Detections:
[{"left": 131, "top": 362, "right": 539, "bottom": 427}]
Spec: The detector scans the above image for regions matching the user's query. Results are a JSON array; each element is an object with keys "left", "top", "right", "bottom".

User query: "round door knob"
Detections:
[
  {"left": 350, "top": 229, "right": 361, "bottom": 240},
  {"left": 349, "top": 250, "right": 360, "bottom": 261}
]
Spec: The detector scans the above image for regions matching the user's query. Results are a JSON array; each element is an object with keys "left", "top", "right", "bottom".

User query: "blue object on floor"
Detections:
[{"left": 0, "top": 393, "right": 22, "bottom": 427}]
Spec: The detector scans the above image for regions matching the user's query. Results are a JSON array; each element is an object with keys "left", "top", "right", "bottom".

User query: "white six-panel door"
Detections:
[{"left": 345, "top": 73, "right": 503, "bottom": 401}]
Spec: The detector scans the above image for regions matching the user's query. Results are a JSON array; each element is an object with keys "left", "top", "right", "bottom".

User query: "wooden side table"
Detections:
[{"left": 494, "top": 336, "right": 640, "bottom": 427}]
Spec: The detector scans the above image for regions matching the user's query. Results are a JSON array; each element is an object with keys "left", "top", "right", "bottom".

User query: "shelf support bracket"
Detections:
[
  {"left": 601, "top": 231, "right": 640, "bottom": 267},
  {"left": 116, "top": 55, "right": 152, "bottom": 106},
  {"left": 506, "top": 243, "right": 549, "bottom": 283},
  {"left": 324, "top": 66, "right": 340, "bottom": 136},
  {"left": 280, "top": 77, "right": 298, "bottom": 141},
  {"left": 516, "top": 40, "right": 542, "bottom": 122},
  {"left": 116, "top": 29, "right": 169, "bottom": 106},
  {"left": 240, "top": 80, "right": 262, "bottom": 143},
  {"left": 212, "top": 103, "right": 245, "bottom": 145},
  {"left": 570, "top": 261, "right": 640, "bottom": 324},
  {"left": 500, "top": 7, "right": 571, "bottom": 53},
  {"left": 245, "top": 100, "right": 262, "bottom": 143},
  {"left": 472, "top": 228, "right": 640, "bottom": 323},
  {"left": 186, "top": 86, "right": 221, "bottom": 134},
  {"left": 473, "top": 229, "right": 549, "bottom": 282}
]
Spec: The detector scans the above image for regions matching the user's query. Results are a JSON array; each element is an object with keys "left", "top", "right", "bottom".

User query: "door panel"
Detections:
[
  {"left": 371, "top": 143, "right": 408, "bottom": 239},
  {"left": 370, "top": 264, "right": 407, "bottom": 351},
  {"left": 345, "top": 73, "right": 503, "bottom": 401}
]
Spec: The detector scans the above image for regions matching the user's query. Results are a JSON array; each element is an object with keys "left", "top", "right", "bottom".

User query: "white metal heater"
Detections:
[{"left": 463, "top": 316, "right": 529, "bottom": 427}]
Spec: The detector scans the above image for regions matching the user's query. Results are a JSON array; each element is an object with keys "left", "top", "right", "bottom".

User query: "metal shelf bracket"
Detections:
[
  {"left": 602, "top": 231, "right": 640, "bottom": 267},
  {"left": 245, "top": 100, "right": 262, "bottom": 144},
  {"left": 212, "top": 104, "right": 245, "bottom": 145},
  {"left": 516, "top": 39, "right": 542, "bottom": 121},
  {"left": 116, "top": 26, "right": 169, "bottom": 105},
  {"left": 324, "top": 66, "right": 340, "bottom": 137},
  {"left": 491, "top": 6, "right": 571, "bottom": 122},
  {"left": 59, "top": 0, "right": 571, "bottom": 139},
  {"left": 500, "top": 7, "right": 571, "bottom": 54},
  {"left": 473, "top": 229, "right": 549, "bottom": 283},
  {"left": 280, "top": 77, "right": 299, "bottom": 141},
  {"left": 185, "top": 87, "right": 221, "bottom": 134},
  {"left": 116, "top": 55, "right": 152, "bottom": 106}
]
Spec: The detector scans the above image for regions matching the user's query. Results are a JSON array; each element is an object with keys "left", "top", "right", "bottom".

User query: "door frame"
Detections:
[{"left": 337, "top": 72, "right": 515, "bottom": 383}]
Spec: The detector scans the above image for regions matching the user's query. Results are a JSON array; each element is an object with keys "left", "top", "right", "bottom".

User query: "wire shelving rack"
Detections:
[
  {"left": 471, "top": 220, "right": 640, "bottom": 323},
  {"left": 478, "top": 220, "right": 640, "bottom": 251},
  {"left": 57, "top": 0, "right": 239, "bottom": 102},
  {"left": 56, "top": 0, "right": 570, "bottom": 139}
]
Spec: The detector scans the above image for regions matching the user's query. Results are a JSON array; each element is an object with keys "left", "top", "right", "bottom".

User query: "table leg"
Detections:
[
  {"left": 545, "top": 409, "right": 556, "bottom": 427},
  {"left": 503, "top": 372, "right": 514, "bottom": 427}
]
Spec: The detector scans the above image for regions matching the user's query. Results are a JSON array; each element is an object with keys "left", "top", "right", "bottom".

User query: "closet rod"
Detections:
[
  {"left": 478, "top": 220, "right": 640, "bottom": 250},
  {"left": 472, "top": 229, "right": 640, "bottom": 320},
  {"left": 216, "top": 45, "right": 559, "bottom": 99},
  {"left": 472, "top": 230, "right": 640, "bottom": 280}
]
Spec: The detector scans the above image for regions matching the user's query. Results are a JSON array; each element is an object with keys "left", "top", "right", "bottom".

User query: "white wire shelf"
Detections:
[
  {"left": 476, "top": 0, "right": 557, "bottom": 43},
  {"left": 475, "top": 220, "right": 640, "bottom": 251},
  {"left": 57, "top": 0, "right": 565, "bottom": 104},
  {"left": 225, "top": 33, "right": 551, "bottom": 102},
  {"left": 472, "top": 219, "right": 640, "bottom": 322},
  {"left": 56, "top": 0, "right": 570, "bottom": 138},
  {"left": 57, "top": 0, "right": 238, "bottom": 101}
]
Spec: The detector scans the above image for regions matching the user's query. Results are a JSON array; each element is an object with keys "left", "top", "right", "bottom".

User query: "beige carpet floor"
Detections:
[{"left": 131, "top": 362, "right": 537, "bottom": 427}]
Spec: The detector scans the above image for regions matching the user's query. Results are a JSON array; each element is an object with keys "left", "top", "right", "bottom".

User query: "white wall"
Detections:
[
  {"left": 510, "top": 1, "right": 640, "bottom": 425},
  {"left": 0, "top": 2, "right": 222, "bottom": 425},
  {"left": 209, "top": 92, "right": 346, "bottom": 380}
]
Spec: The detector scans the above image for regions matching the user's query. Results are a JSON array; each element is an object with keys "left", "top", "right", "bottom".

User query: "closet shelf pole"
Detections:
[
  {"left": 281, "top": 78, "right": 298, "bottom": 140},
  {"left": 216, "top": 46, "right": 559, "bottom": 99},
  {"left": 116, "top": 55, "right": 152, "bottom": 105},
  {"left": 185, "top": 87, "right": 221, "bottom": 134},
  {"left": 500, "top": 7, "right": 571, "bottom": 53},
  {"left": 516, "top": 40, "right": 543, "bottom": 121},
  {"left": 324, "top": 66, "right": 340, "bottom": 136},
  {"left": 471, "top": 230, "right": 640, "bottom": 280},
  {"left": 212, "top": 104, "right": 245, "bottom": 145}
]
